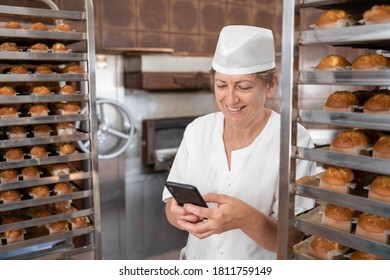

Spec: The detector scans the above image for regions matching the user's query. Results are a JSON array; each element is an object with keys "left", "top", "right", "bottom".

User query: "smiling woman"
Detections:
[{"left": 162, "top": 25, "right": 316, "bottom": 260}]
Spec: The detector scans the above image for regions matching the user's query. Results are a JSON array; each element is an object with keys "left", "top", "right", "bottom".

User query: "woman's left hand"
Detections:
[{"left": 177, "top": 193, "right": 253, "bottom": 239}]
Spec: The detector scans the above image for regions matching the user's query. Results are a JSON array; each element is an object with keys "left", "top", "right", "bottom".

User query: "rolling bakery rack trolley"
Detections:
[
  {"left": 278, "top": 0, "right": 390, "bottom": 260},
  {"left": 0, "top": 0, "right": 101, "bottom": 259}
]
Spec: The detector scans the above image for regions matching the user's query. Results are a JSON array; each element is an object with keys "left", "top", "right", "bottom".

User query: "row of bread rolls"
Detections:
[
  {"left": 0, "top": 143, "right": 76, "bottom": 161},
  {"left": 324, "top": 89, "right": 390, "bottom": 114},
  {"left": 1, "top": 63, "right": 85, "bottom": 74},
  {"left": 0, "top": 21, "right": 74, "bottom": 32},
  {"left": 1, "top": 204, "right": 88, "bottom": 244},
  {"left": 0, "top": 102, "right": 81, "bottom": 118},
  {"left": 2, "top": 122, "right": 76, "bottom": 139},
  {"left": 314, "top": 53, "right": 390, "bottom": 70},
  {"left": 0, "top": 42, "right": 70, "bottom": 53},
  {"left": 0, "top": 163, "right": 71, "bottom": 185},
  {"left": 315, "top": 5, "right": 390, "bottom": 29},
  {"left": 0, "top": 84, "right": 78, "bottom": 96},
  {"left": 308, "top": 235, "right": 383, "bottom": 260}
]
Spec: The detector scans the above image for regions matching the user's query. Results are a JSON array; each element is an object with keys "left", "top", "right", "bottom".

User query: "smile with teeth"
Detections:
[{"left": 226, "top": 105, "right": 245, "bottom": 113}]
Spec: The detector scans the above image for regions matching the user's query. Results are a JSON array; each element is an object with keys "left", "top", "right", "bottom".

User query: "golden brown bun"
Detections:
[
  {"left": 55, "top": 23, "right": 73, "bottom": 32},
  {"left": 60, "top": 103, "right": 81, "bottom": 115},
  {"left": 315, "top": 55, "right": 351, "bottom": 70},
  {"left": 363, "top": 5, "right": 390, "bottom": 24},
  {"left": 322, "top": 203, "right": 356, "bottom": 232},
  {"left": 324, "top": 91, "right": 359, "bottom": 111},
  {"left": 65, "top": 207, "right": 88, "bottom": 228},
  {"left": 31, "top": 85, "right": 51, "bottom": 95},
  {"left": 53, "top": 182, "right": 73, "bottom": 195},
  {"left": 351, "top": 53, "right": 390, "bottom": 70},
  {"left": 47, "top": 220, "right": 69, "bottom": 233},
  {"left": 59, "top": 84, "right": 76, "bottom": 94},
  {"left": 363, "top": 93, "right": 390, "bottom": 114},
  {"left": 350, "top": 251, "right": 382, "bottom": 260},
  {"left": 7, "top": 125, "right": 26, "bottom": 135},
  {"left": 309, "top": 236, "right": 343, "bottom": 260},
  {"left": 330, "top": 130, "right": 370, "bottom": 154},
  {"left": 356, "top": 213, "right": 390, "bottom": 243},
  {"left": 0, "top": 86, "right": 16, "bottom": 96},
  {"left": 30, "top": 146, "right": 47, "bottom": 158},
  {"left": 30, "top": 185, "right": 50, "bottom": 198},
  {"left": 10, "top": 65, "right": 28, "bottom": 74},
  {"left": 22, "top": 166, "right": 40, "bottom": 179},
  {"left": 29, "top": 104, "right": 49, "bottom": 116},
  {"left": 0, "top": 42, "right": 19, "bottom": 52},
  {"left": 48, "top": 163, "right": 70, "bottom": 176},
  {"left": 373, "top": 135, "right": 390, "bottom": 159},
  {"left": 30, "top": 43, "right": 49, "bottom": 52},
  {"left": 35, "top": 65, "right": 53, "bottom": 74},
  {"left": 27, "top": 22, "right": 49, "bottom": 31},
  {"left": 55, "top": 122, "right": 76, "bottom": 135},
  {"left": 34, "top": 209, "right": 52, "bottom": 218},
  {"left": 33, "top": 124, "right": 51, "bottom": 137},
  {"left": 2, "top": 216, "right": 24, "bottom": 240},
  {"left": 369, "top": 176, "right": 390, "bottom": 202},
  {"left": 3, "top": 21, "right": 21, "bottom": 29},
  {"left": 58, "top": 143, "right": 76, "bottom": 155},
  {"left": 63, "top": 64, "right": 85, "bottom": 73},
  {"left": 0, "top": 169, "right": 19, "bottom": 181},
  {"left": 52, "top": 43, "right": 68, "bottom": 52},
  {"left": 51, "top": 201, "right": 70, "bottom": 212},
  {"left": 5, "top": 148, "right": 24, "bottom": 161},
  {"left": 316, "top": 10, "right": 351, "bottom": 28},
  {"left": 320, "top": 166, "right": 354, "bottom": 193},
  {"left": 0, "top": 106, "right": 18, "bottom": 118},
  {"left": 1, "top": 190, "right": 21, "bottom": 202}
]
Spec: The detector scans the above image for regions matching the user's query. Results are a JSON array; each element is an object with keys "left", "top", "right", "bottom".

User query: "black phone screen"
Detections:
[{"left": 166, "top": 181, "right": 208, "bottom": 208}]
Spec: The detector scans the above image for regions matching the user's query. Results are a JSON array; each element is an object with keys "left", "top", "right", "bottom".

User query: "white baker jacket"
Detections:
[{"left": 162, "top": 111, "right": 316, "bottom": 260}]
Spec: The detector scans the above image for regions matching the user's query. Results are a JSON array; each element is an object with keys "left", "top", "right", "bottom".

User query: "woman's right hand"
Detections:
[{"left": 165, "top": 198, "right": 203, "bottom": 230}]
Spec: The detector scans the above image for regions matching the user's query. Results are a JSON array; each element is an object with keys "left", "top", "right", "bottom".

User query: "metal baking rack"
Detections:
[
  {"left": 0, "top": 0, "right": 100, "bottom": 259},
  {"left": 279, "top": 0, "right": 390, "bottom": 259}
]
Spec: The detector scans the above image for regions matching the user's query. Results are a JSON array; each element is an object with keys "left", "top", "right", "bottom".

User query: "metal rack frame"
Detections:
[
  {"left": 278, "top": 0, "right": 390, "bottom": 259},
  {"left": 0, "top": 0, "right": 101, "bottom": 259}
]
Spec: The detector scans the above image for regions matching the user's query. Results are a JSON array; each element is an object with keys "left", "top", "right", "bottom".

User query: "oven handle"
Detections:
[{"left": 76, "top": 98, "right": 135, "bottom": 160}]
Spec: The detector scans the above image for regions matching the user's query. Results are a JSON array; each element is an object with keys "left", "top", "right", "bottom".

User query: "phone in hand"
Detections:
[{"left": 166, "top": 181, "right": 208, "bottom": 208}]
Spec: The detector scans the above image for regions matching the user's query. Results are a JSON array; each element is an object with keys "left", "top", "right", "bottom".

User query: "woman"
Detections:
[{"left": 162, "top": 25, "right": 315, "bottom": 259}]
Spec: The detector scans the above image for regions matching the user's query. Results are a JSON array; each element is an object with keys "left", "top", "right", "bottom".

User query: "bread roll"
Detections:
[
  {"left": 324, "top": 91, "right": 359, "bottom": 112},
  {"left": 33, "top": 124, "right": 51, "bottom": 137},
  {"left": 373, "top": 135, "right": 390, "bottom": 159},
  {"left": 31, "top": 85, "right": 51, "bottom": 95},
  {"left": 55, "top": 23, "right": 74, "bottom": 32},
  {"left": 30, "top": 43, "right": 49, "bottom": 52},
  {"left": 30, "top": 146, "right": 48, "bottom": 159},
  {"left": 1, "top": 216, "right": 25, "bottom": 243},
  {"left": 322, "top": 203, "right": 356, "bottom": 232},
  {"left": 27, "top": 22, "right": 49, "bottom": 31},
  {"left": 356, "top": 213, "right": 390, "bottom": 243},
  {"left": 309, "top": 236, "right": 344, "bottom": 260},
  {"left": 30, "top": 185, "right": 50, "bottom": 198},
  {"left": 330, "top": 130, "right": 370, "bottom": 155},
  {"left": 48, "top": 163, "right": 70, "bottom": 176},
  {"left": 350, "top": 251, "right": 382, "bottom": 260},
  {"left": 47, "top": 220, "right": 69, "bottom": 234},
  {"left": 35, "top": 65, "right": 53, "bottom": 74},
  {"left": 6, "top": 126, "right": 26, "bottom": 139},
  {"left": 52, "top": 43, "right": 68, "bottom": 53},
  {"left": 5, "top": 147, "right": 24, "bottom": 161},
  {"left": 315, "top": 9, "right": 351, "bottom": 29},
  {"left": 368, "top": 176, "right": 390, "bottom": 202},
  {"left": 53, "top": 182, "right": 73, "bottom": 195},
  {"left": 0, "top": 169, "right": 19, "bottom": 184},
  {"left": 315, "top": 55, "right": 351, "bottom": 70},
  {"left": 55, "top": 122, "right": 76, "bottom": 136},
  {"left": 29, "top": 104, "right": 49, "bottom": 117},
  {"left": 351, "top": 53, "right": 390, "bottom": 70},
  {"left": 10, "top": 65, "right": 28, "bottom": 74},
  {"left": 363, "top": 93, "right": 390, "bottom": 114},
  {"left": 0, "top": 190, "right": 22, "bottom": 203},
  {"left": 58, "top": 102, "right": 81, "bottom": 115},
  {"left": 62, "top": 64, "right": 85, "bottom": 73},
  {"left": 3, "top": 21, "right": 21, "bottom": 29},
  {"left": 0, "top": 106, "right": 18, "bottom": 118},
  {"left": 65, "top": 207, "right": 88, "bottom": 229},
  {"left": 22, "top": 166, "right": 40, "bottom": 180},
  {"left": 0, "top": 86, "right": 16, "bottom": 96},
  {"left": 319, "top": 166, "right": 354, "bottom": 193},
  {"left": 59, "top": 84, "right": 77, "bottom": 95},
  {"left": 0, "top": 42, "right": 19, "bottom": 52},
  {"left": 363, "top": 5, "right": 390, "bottom": 24}
]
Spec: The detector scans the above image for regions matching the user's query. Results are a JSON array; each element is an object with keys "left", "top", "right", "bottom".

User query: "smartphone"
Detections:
[{"left": 165, "top": 181, "right": 208, "bottom": 208}]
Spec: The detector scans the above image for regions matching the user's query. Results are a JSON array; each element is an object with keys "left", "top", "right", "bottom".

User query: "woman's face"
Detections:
[{"left": 213, "top": 71, "right": 275, "bottom": 129}]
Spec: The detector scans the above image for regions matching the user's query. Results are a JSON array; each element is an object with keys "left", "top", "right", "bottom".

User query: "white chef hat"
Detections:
[{"left": 212, "top": 25, "right": 275, "bottom": 75}]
